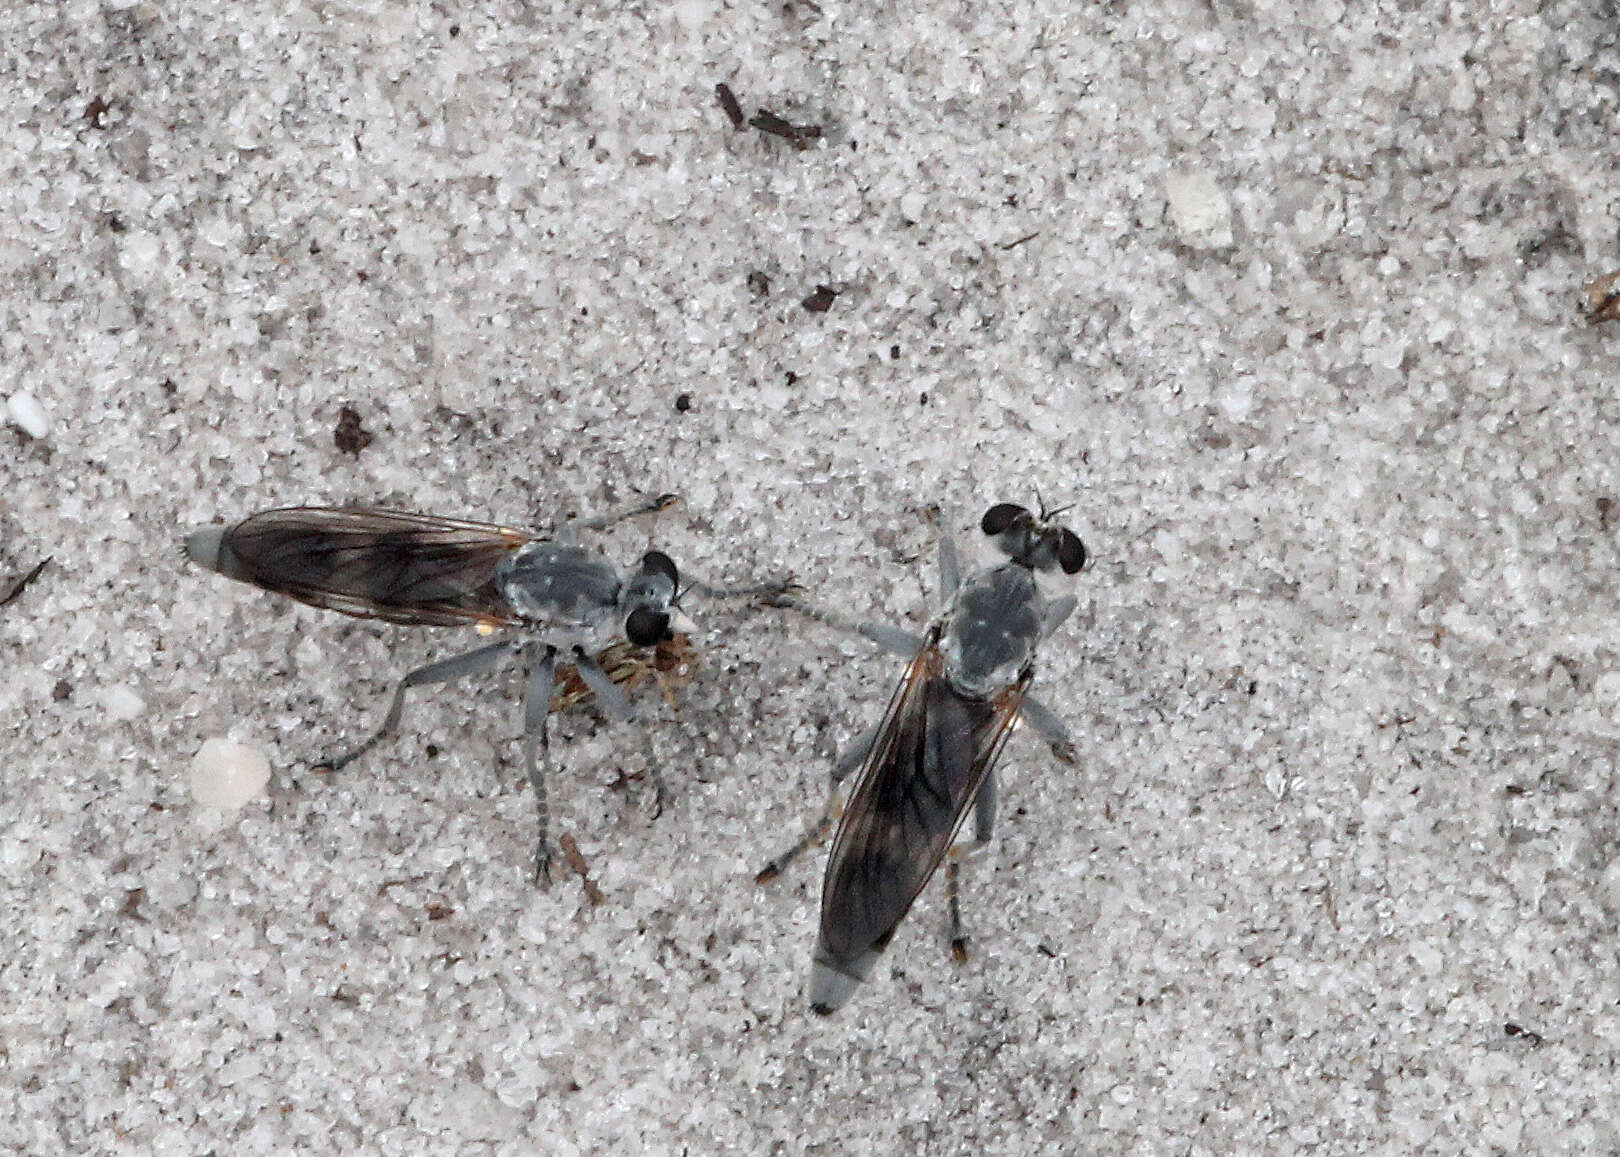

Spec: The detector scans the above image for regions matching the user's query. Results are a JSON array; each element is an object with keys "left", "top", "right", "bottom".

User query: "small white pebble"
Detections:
[
  {"left": 189, "top": 737, "right": 272, "bottom": 809},
  {"left": 99, "top": 684, "right": 147, "bottom": 721},
  {"left": 1165, "top": 170, "right": 1233, "bottom": 248},
  {"left": 217, "top": 1052, "right": 264, "bottom": 1086},
  {"left": 7, "top": 391, "right": 50, "bottom": 439},
  {"left": 672, "top": 0, "right": 710, "bottom": 29}
]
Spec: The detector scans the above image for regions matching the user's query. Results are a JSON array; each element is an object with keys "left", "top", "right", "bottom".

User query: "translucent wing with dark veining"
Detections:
[
  {"left": 193, "top": 507, "right": 530, "bottom": 627},
  {"left": 817, "top": 632, "right": 1031, "bottom": 971}
]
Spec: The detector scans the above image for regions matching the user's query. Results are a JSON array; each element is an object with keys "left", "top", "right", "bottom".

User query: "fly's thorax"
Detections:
[
  {"left": 943, "top": 563, "right": 1043, "bottom": 695},
  {"left": 497, "top": 542, "right": 623, "bottom": 624}
]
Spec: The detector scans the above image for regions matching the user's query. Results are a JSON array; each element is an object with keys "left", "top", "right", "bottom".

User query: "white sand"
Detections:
[{"left": 4, "top": 1, "right": 1618, "bottom": 1152}]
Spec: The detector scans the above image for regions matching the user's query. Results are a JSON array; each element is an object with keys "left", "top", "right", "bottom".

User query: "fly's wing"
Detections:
[
  {"left": 813, "top": 635, "right": 1031, "bottom": 1002},
  {"left": 186, "top": 507, "right": 529, "bottom": 627}
]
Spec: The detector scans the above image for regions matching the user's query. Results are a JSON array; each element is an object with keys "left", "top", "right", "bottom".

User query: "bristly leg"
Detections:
[{"left": 522, "top": 645, "right": 558, "bottom": 885}]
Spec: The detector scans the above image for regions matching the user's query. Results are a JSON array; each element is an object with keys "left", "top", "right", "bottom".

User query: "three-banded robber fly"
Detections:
[
  {"left": 184, "top": 495, "right": 772, "bottom": 883},
  {"left": 758, "top": 502, "right": 1085, "bottom": 1014}
]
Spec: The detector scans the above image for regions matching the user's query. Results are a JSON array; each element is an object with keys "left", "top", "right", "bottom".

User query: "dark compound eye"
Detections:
[
  {"left": 624, "top": 606, "right": 672, "bottom": 646},
  {"left": 638, "top": 550, "right": 680, "bottom": 588},
  {"left": 1057, "top": 529, "right": 1087, "bottom": 574},
  {"left": 981, "top": 503, "right": 1027, "bottom": 536}
]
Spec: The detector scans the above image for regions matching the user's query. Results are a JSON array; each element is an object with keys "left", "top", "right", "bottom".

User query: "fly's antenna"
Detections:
[{"left": 1036, "top": 493, "right": 1077, "bottom": 525}]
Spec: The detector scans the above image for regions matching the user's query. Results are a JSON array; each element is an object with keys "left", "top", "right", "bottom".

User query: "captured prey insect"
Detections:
[
  {"left": 184, "top": 495, "right": 766, "bottom": 883},
  {"left": 758, "top": 502, "right": 1086, "bottom": 1014}
]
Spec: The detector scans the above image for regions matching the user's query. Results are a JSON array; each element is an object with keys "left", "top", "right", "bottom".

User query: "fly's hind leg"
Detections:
[
  {"left": 754, "top": 729, "right": 876, "bottom": 883},
  {"left": 947, "top": 771, "right": 999, "bottom": 962},
  {"left": 315, "top": 640, "right": 518, "bottom": 773}
]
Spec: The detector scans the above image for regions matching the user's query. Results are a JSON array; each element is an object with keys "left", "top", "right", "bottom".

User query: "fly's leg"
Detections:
[
  {"left": 568, "top": 646, "right": 634, "bottom": 721},
  {"left": 569, "top": 646, "right": 671, "bottom": 821},
  {"left": 937, "top": 527, "right": 961, "bottom": 607},
  {"left": 754, "top": 729, "right": 874, "bottom": 883},
  {"left": 315, "top": 640, "right": 518, "bottom": 772},
  {"left": 684, "top": 573, "right": 800, "bottom": 601},
  {"left": 946, "top": 771, "right": 999, "bottom": 961},
  {"left": 549, "top": 493, "right": 679, "bottom": 544},
  {"left": 762, "top": 592, "right": 923, "bottom": 658},
  {"left": 1041, "top": 594, "right": 1077, "bottom": 639},
  {"left": 1020, "top": 694, "right": 1077, "bottom": 765},
  {"left": 753, "top": 593, "right": 921, "bottom": 882},
  {"left": 522, "top": 645, "right": 558, "bottom": 885},
  {"left": 572, "top": 492, "right": 680, "bottom": 532}
]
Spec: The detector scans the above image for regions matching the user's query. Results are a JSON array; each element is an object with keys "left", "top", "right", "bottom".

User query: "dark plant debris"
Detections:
[
  {"left": 801, "top": 285, "right": 839, "bottom": 313},
  {"left": 715, "top": 83, "right": 745, "bottom": 130},
  {"left": 334, "top": 405, "right": 374, "bottom": 455},
  {"left": 1584, "top": 270, "right": 1620, "bottom": 325},
  {"left": 750, "top": 108, "right": 823, "bottom": 146},
  {"left": 0, "top": 557, "right": 51, "bottom": 609}
]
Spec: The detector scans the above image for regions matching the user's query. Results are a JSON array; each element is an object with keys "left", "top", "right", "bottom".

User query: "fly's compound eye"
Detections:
[
  {"left": 624, "top": 606, "right": 673, "bottom": 647},
  {"left": 638, "top": 551, "right": 680, "bottom": 589},
  {"left": 1057, "top": 528, "right": 1087, "bottom": 574},
  {"left": 980, "top": 503, "right": 1028, "bottom": 536}
]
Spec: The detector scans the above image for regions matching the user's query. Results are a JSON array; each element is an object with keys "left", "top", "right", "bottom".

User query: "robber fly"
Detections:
[
  {"left": 183, "top": 495, "right": 709, "bottom": 883},
  {"left": 758, "top": 502, "right": 1086, "bottom": 1014}
]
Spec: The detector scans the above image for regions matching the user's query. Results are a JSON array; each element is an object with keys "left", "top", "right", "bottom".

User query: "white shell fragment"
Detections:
[
  {"left": 189, "top": 737, "right": 272, "bottom": 809},
  {"left": 6, "top": 391, "right": 51, "bottom": 439},
  {"left": 1165, "top": 170, "right": 1234, "bottom": 249}
]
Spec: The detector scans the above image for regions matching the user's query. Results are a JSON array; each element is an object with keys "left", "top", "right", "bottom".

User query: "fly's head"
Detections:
[
  {"left": 980, "top": 502, "right": 1087, "bottom": 575},
  {"left": 620, "top": 550, "right": 697, "bottom": 645}
]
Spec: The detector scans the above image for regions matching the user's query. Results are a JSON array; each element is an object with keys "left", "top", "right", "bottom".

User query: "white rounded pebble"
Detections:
[
  {"left": 99, "top": 684, "right": 147, "bottom": 721},
  {"left": 189, "top": 738, "right": 272, "bottom": 809},
  {"left": 6, "top": 391, "right": 50, "bottom": 439},
  {"left": 672, "top": 0, "right": 710, "bottom": 29},
  {"left": 1165, "top": 170, "right": 1233, "bottom": 248}
]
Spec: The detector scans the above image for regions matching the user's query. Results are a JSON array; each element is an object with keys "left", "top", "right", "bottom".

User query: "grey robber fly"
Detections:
[
  {"left": 758, "top": 502, "right": 1085, "bottom": 1014},
  {"left": 183, "top": 495, "right": 733, "bottom": 884}
]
